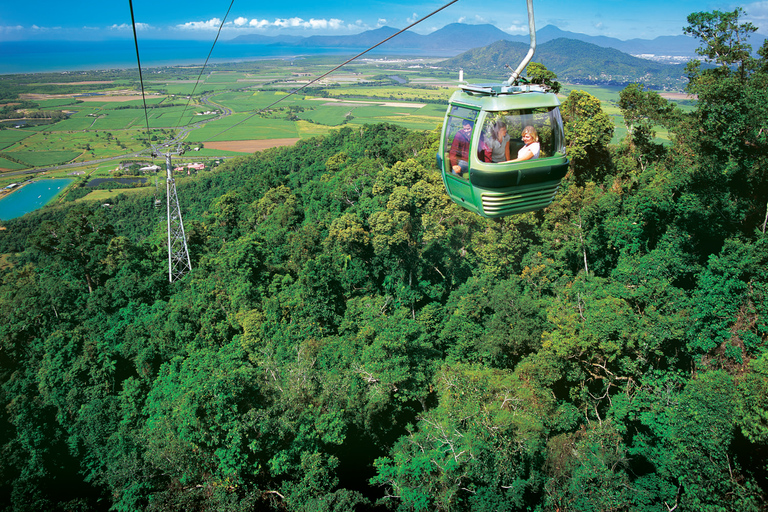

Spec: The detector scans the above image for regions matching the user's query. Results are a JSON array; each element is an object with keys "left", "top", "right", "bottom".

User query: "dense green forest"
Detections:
[{"left": 1, "top": 10, "right": 768, "bottom": 512}]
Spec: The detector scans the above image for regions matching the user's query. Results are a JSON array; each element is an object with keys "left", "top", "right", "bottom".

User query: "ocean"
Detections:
[{"left": 0, "top": 39, "right": 431, "bottom": 75}]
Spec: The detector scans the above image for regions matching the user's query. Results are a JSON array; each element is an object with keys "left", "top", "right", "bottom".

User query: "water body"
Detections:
[
  {"left": 0, "top": 179, "right": 73, "bottom": 221},
  {"left": 0, "top": 40, "right": 438, "bottom": 74}
]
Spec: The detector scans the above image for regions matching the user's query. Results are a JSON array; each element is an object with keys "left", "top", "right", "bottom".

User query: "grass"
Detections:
[
  {"left": 188, "top": 114, "right": 299, "bottom": 142},
  {"left": 77, "top": 187, "right": 153, "bottom": 203},
  {"left": 324, "top": 86, "right": 452, "bottom": 102},
  {"left": 0, "top": 131, "right": 30, "bottom": 151},
  {"left": 4, "top": 150, "right": 82, "bottom": 167},
  {"left": 299, "top": 106, "right": 350, "bottom": 126},
  {"left": 295, "top": 120, "right": 333, "bottom": 139},
  {"left": 0, "top": 157, "right": 28, "bottom": 170}
]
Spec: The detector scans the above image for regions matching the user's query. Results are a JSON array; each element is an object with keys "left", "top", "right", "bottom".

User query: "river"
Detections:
[{"left": 0, "top": 179, "right": 73, "bottom": 221}]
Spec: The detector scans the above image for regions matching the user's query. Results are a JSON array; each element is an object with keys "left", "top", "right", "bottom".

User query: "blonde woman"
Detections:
[{"left": 511, "top": 125, "right": 540, "bottom": 162}]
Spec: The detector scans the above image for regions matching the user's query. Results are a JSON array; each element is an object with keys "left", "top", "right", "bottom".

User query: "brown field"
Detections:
[
  {"left": 79, "top": 94, "right": 162, "bottom": 103},
  {"left": 20, "top": 90, "right": 163, "bottom": 102},
  {"left": 205, "top": 138, "right": 301, "bottom": 152},
  {"left": 41, "top": 81, "right": 115, "bottom": 86}
]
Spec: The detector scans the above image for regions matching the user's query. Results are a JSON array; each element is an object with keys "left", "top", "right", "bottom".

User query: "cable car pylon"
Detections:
[{"left": 165, "top": 151, "right": 192, "bottom": 283}]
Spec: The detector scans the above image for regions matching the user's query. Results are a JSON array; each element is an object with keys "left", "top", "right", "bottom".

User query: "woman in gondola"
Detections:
[{"left": 511, "top": 125, "right": 540, "bottom": 162}]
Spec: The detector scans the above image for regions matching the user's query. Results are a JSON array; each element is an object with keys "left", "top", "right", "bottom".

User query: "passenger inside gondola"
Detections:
[
  {"left": 511, "top": 125, "right": 540, "bottom": 162},
  {"left": 449, "top": 119, "right": 473, "bottom": 175},
  {"left": 487, "top": 120, "right": 511, "bottom": 163}
]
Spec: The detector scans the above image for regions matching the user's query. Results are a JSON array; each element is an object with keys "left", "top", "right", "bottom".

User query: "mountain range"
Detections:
[
  {"left": 226, "top": 22, "right": 768, "bottom": 90},
  {"left": 227, "top": 23, "right": 705, "bottom": 58}
]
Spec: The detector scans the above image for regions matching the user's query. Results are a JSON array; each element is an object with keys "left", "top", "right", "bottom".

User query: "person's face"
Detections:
[
  {"left": 499, "top": 126, "right": 507, "bottom": 138},
  {"left": 522, "top": 131, "right": 533, "bottom": 144},
  {"left": 461, "top": 123, "right": 472, "bottom": 133}
]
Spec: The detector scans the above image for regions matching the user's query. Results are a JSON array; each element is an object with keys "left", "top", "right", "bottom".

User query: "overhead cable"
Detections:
[{"left": 201, "top": 0, "right": 460, "bottom": 144}]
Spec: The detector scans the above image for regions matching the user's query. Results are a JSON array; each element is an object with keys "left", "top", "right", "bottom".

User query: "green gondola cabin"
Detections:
[{"left": 437, "top": 83, "right": 569, "bottom": 218}]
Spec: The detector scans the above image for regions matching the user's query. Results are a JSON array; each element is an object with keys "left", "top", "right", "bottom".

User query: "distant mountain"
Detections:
[
  {"left": 419, "top": 23, "right": 521, "bottom": 51},
  {"left": 226, "top": 22, "right": 706, "bottom": 57},
  {"left": 228, "top": 24, "right": 517, "bottom": 52},
  {"left": 442, "top": 38, "right": 689, "bottom": 89},
  {"left": 534, "top": 25, "right": 699, "bottom": 57},
  {"left": 296, "top": 26, "right": 421, "bottom": 49}
]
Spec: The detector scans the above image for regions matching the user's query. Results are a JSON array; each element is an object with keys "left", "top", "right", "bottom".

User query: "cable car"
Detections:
[{"left": 436, "top": 0, "right": 569, "bottom": 218}]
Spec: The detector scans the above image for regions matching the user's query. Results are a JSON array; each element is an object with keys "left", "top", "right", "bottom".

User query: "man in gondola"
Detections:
[{"left": 449, "top": 119, "right": 473, "bottom": 176}]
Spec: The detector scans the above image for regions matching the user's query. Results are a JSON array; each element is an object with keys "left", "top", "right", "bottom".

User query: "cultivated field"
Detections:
[{"left": 0, "top": 57, "right": 687, "bottom": 198}]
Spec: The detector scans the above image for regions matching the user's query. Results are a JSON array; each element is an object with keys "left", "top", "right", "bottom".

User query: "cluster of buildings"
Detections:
[
  {"left": 128, "top": 163, "right": 208, "bottom": 175},
  {"left": 174, "top": 163, "right": 206, "bottom": 175}
]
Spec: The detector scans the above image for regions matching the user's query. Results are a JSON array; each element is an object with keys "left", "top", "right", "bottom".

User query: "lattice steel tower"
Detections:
[{"left": 165, "top": 153, "right": 192, "bottom": 282}]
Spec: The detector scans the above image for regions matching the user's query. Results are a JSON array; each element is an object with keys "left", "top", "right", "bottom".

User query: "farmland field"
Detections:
[
  {"left": 0, "top": 57, "right": 654, "bottom": 185},
  {"left": 0, "top": 158, "right": 27, "bottom": 171},
  {"left": 4, "top": 150, "right": 82, "bottom": 167}
]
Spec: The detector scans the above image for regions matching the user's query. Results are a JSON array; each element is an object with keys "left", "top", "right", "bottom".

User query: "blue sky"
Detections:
[{"left": 1, "top": 0, "right": 766, "bottom": 42}]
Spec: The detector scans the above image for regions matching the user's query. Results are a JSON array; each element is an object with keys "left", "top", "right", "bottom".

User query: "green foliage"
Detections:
[
  {"left": 525, "top": 62, "right": 561, "bottom": 94},
  {"left": 2, "top": 12, "right": 768, "bottom": 508},
  {"left": 561, "top": 90, "right": 614, "bottom": 184}
]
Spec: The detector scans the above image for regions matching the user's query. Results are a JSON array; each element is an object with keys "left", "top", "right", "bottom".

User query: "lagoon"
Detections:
[{"left": 0, "top": 179, "right": 73, "bottom": 221}]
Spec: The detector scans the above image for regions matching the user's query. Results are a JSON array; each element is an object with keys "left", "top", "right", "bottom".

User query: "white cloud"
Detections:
[
  {"left": 110, "top": 23, "right": 150, "bottom": 31},
  {"left": 177, "top": 18, "right": 222, "bottom": 30},
  {"left": 307, "top": 18, "right": 344, "bottom": 30},
  {"left": 349, "top": 20, "right": 370, "bottom": 31},
  {"left": 378, "top": 18, "right": 387, "bottom": 27},
  {"left": 235, "top": 17, "right": 348, "bottom": 31},
  {"left": 506, "top": 23, "right": 528, "bottom": 34},
  {"left": 744, "top": 1, "right": 768, "bottom": 33},
  {"left": 249, "top": 19, "right": 271, "bottom": 29}
]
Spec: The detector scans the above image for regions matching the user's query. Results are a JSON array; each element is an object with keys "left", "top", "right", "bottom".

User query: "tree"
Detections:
[
  {"left": 617, "top": 83, "right": 678, "bottom": 169},
  {"left": 560, "top": 90, "right": 614, "bottom": 184},
  {"left": 684, "top": 8, "right": 757, "bottom": 81},
  {"left": 526, "top": 62, "right": 560, "bottom": 93},
  {"left": 684, "top": 7, "right": 768, "bottom": 233}
]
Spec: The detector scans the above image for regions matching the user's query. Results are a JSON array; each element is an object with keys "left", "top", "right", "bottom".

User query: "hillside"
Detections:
[{"left": 441, "top": 38, "right": 688, "bottom": 89}]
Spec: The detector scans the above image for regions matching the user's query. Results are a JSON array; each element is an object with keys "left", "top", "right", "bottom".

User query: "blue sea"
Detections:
[{"left": 0, "top": 39, "right": 428, "bottom": 74}]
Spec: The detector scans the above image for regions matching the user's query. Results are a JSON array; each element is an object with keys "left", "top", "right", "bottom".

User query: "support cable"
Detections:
[
  {"left": 201, "top": 0, "right": 460, "bottom": 144},
  {"left": 174, "top": 0, "right": 237, "bottom": 133},
  {"left": 128, "top": 0, "right": 153, "bottom": 149}
]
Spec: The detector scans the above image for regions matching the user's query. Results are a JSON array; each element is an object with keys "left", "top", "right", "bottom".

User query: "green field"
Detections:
[
  {"left": 0, "top": 157, "right": 28, "bottom": 170},
  {"left": 188, "top": 114, "right": 299, "bottom": 142},
  {"left": 4, "top": 150, "right": 82, "bottom": 167},
  {"left": 0, "top": 131, "right": 30, "bottom": 151},
  {"left": 0, "top": 61, "right": 683, "bottom": 174}
]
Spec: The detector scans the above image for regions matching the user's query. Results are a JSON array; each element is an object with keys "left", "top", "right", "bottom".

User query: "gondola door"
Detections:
[{"left": 438, "top": 104, "right": 481, "bottom": 215}]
